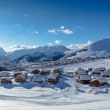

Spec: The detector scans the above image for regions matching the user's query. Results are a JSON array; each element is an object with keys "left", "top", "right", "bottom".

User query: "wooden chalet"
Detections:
[
  {"left": 40, "top": 69, "right": 50, "bottom": 75},
  {"left": 0, "top": 77, "right": 11, "bottom": 84},
  {"left": 31, "top": 69, "right": 40, "bottom": 74},
  {"left": 13, "top": 72, "right": 21, "bottom": 78},
  {"left": 99, "top": 71, "right": 110, "bottom": 77},
  {"left": 79, "top": 75, "right": 91, "bottom": 84},
  {"left": 75, "top": 68, "right": 87, "bottom": 78},
  {"left": 90, "top": 78, "right": 108, "bottom": 87},
  {"left": 53, "top": 67, "right": 63, "bottom": 75},
  {"left": 15, "top": 74, "right": 27, "bottom": 82},
  {"left": 47, "top": 73, "right": 59, "bottom": 84},
  {"left": 0, "top": 71, "right": 9, "bottom": 77},
  {"left": 92, "top": 69, "right": 100, "bottom": 74},
  {"left": 97, "top": 67, "right": 106, "bottom": 71}
]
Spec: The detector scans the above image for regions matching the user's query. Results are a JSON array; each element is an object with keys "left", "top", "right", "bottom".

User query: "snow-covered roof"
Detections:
[
  {"left": 30, "top": 68, "right": 40, "bottom": 72},
  {"left": 77, "top": 70, "right": 87, "bottom": 75},
  {"left": 0, "top": 71, "right": 9, "bottom": 77},
  {"left": 40, "top": 69, "right": 50, "bottom": 72},
  {"left": 100, "top": 71, "right": 110, "bottom": 76},
  {"left": 80, "top": 75, "right": 91, "bottom": 80},
  {"left": 97, "top": 78, "right": 107, "bottom": 83},
  {"left": 92, "top": 69, "right": 100, "bottom": 73},
  {"left": 54, "top": 67, "right": 63, "bottom": 71},
  {"left": 21, "top": 71, "right": 28, "bottom": 74},
  {"left": 0, "top": 77, "right": 11, "bottom": 81},
  {"left": 91, "top": 77, "right": 107, "bottom": 83},
  {"left": 75, "top": 68, "right": 84, "bottom": 71},
  {"left": 19, "top": 74, "right": 26, "bottom": 79},
  {"left": 47, "top": 75, "right": 56, "bottom": 79},
  {"left": 13, "top": 71, "right": 21, "bottom": 74},
  {"left": 28, "top": 73, "right": 34, "bottom": 77},
  {"left": 97, "top": 67, "right": 105, "bottom": 71}
]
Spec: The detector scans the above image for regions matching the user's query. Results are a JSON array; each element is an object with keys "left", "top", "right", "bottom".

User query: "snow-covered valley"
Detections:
[
  {"left": 0, "top": 38, "right": 110, "bottom": 109},
  {"left": 0, "top": 58, "right": 110, "bottom": 110}
]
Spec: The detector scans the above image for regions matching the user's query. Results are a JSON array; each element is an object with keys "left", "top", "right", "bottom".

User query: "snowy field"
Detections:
[{"left": 1, "top": 59, "right": 110, "bottom": 110}]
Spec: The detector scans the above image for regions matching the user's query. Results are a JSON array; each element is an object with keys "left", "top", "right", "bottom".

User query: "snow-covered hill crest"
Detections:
[
  {"left": 62, "top": 38, "right": 110, "bottom": 59},
  {"left": 88, "top": 38, "right": 110, "bottom": 52}
]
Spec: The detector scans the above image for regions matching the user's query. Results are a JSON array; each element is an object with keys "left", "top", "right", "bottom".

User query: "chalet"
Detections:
[
  {"left": 15, "top": 74, "right": 27, "bottom": 82},
  {"left": 40, "top": 69, "right": 50, "bottom": 75},
  {"left": 31, "top": 69, "right": 40, "bottom": 74},
  {"left": 0, "top": 77, "right": 11, "bottom": 84},
  {"left": 90, "top": 78, "right": 108, "bottom": 87},
  {"left": 0, "top": 71, "right": 9, "bottom": 77},
  {"left": 92, "top": 69, "right": 100, "bottom": 74},
  {"left": 75, "top": 68, "right": 87, "bottom": 78},
  {"left": 97, "top": 67, "right": 106, "bottom": 71},
  {"left": 47, "top": 73, "right": 59, "bottom": 84},
  {"left": 13, "top": 72, "right": 21, "bottom": 78},
  {"left": 79, "top": 75, "right": 91, "bottom": 84},
  {"left": 99, "top": 71, "right": 110, "bottom": 77},
  {"left": 53, "top": 67, "right": 63, "bottom": 75},
  {"left": 88, "top": 68, "right": 93, "bottom": 72}
]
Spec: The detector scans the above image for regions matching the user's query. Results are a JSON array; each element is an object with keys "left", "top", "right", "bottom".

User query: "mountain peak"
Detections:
[{"left": 6, "top": 45, "right": 70, "bottom": 60}]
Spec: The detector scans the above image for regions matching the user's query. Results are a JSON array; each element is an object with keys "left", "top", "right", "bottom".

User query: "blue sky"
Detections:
[{"left": 0, "top": 0, "right": 110, "bottom": 51}]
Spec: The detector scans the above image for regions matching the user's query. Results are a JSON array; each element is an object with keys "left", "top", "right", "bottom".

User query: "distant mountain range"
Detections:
[
  {"left": 1, "top": 38, "right": 110, "bottom": 62},
  {"left": 5, "top": 45, "right": 70, "bottom": 61}
]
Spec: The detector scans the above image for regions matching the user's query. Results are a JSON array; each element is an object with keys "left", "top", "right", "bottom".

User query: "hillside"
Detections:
[
  {"left": 62, "top": 38, "right": 110, "bottom": 59},
  {"left": 0, "top": 47, "right": 8, "bottom": 60}
]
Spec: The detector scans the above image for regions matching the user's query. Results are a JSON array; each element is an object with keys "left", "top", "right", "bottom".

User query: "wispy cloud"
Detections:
[
  {"left": 48, "top": 26, "right": 73, "bottom": 35},
  {"left": 48, "top": 29, "right": 57, "bottom": 34},
  {"left": 60, "top": 26, "right": 65, "bottom": 29},
  {"left": 58, "top": 29, "right": 73, "bottom": 34},
  {"left": 21, "top": 36, "right": 26, "bottom": 38},
  {"left": 67, "top": 41, "right": 93, "bottom": 50},
  {"left": 35, "top": 31, "right": 39, "bottom": 34},
  {"left": 55, "top": 40, "right": 62, "bottom": 44},
  {"left": 9, "top": 44, "right": 38, "bottom": 50},
  {"left": 76, "top": 26, "right": 84, "bottom": 29},
  {"left": 16, "top": 24, "right": 20, "bottom": 26},
  {"left": 23, "top": 14, "right": 28, "bottom": 17},
  {"left": 26, "top": 28, "right": 31, "bottom": 31}
]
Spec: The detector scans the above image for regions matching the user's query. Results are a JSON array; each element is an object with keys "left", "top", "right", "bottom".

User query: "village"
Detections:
[{"left": 0, "top": 56, "right": 110, "bottom": 89}]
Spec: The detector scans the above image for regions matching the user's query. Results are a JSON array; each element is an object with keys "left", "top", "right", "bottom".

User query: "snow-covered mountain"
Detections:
[
  {"left": 6, "top": 45, "right": 70, "bottom": 60},
  {"left": 0, "top": 47, "right": 8, "bottom": 60},
  {"left": 0, "top": 47, "right": 7, "bottom": 56},
  {"left": 62, "top": 38, "right": 110, "bottom": 59},
  {"left": 4, "top": 38, "right": 110, "bottom": 61},
  {"left": 88, "top": 38, "right": 110, "bottom": 52}
]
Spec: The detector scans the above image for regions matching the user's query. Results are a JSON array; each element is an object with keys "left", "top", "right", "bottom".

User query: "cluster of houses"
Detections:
[
  {"left": 75, "top": 67, "right": 110, "bottom": 86},
  {"left": 0, "top": 68, "right": 63, "bottom": 85},
  {"left": 41, "top": 55, "right": 110, "bottom": 67}
]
